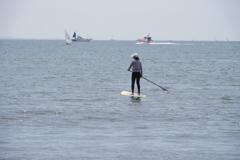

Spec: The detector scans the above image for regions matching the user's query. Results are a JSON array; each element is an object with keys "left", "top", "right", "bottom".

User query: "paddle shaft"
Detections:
[{"left": 129, "top": 70, "right": 169, "bottom": 93}]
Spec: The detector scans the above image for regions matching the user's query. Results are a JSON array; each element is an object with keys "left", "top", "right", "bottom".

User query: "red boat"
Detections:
[{"left": 138, "top": 34, "right": 153, "bottom": 43}]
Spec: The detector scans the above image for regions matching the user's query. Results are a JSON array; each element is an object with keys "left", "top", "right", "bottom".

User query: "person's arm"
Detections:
[
  {"left": 140, "top": 62, "right": 142, "bottom": 77},
  {"left": 128, "top": 61, "right": 133, "bottom": 71}
]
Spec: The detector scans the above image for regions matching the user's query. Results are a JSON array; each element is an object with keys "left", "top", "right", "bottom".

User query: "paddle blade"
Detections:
[{"left": 163, "top": 88, "right": 170, "bottom": 94}]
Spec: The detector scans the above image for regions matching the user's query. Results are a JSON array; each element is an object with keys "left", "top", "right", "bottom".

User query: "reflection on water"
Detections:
[{"left": 130, "top": 96, "right": 141, "bottom": 103}]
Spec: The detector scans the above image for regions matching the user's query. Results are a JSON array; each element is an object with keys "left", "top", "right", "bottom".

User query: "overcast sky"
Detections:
[{"left": 0, "top": 0, "right": 239, "bottom": 41}]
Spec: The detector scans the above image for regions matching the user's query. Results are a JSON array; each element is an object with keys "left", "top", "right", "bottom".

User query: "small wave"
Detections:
[
  {"left": 136, "top": 42, "right": 176, "bottom": 45},
  {"left": 214, "top": 95, "right": 231, "bottom": 100},
  {"left": 150, "top": 42, "right": 176, "bottom": 45}
]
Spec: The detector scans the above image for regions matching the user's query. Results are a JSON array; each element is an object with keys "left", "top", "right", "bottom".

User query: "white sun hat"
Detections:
[{"left": 131, "top": 53, "right": 138, "bottom": 58}]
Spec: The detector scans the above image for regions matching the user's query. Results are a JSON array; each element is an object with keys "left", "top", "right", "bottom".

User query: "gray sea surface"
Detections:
[{"left": 0, "top": 40, "right": 240, "bottom": 160}]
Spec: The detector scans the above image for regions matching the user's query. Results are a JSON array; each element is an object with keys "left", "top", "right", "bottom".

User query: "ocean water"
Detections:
[{"left": 0, "top": 40, "right": 239, "bottom": 160}]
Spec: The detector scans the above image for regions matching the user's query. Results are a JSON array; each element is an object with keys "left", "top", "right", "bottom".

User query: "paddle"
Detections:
[{"left": 129, "top": 70, "right": 169, "bottom": 94}]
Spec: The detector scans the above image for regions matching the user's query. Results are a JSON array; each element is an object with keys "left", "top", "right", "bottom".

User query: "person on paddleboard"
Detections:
[{"left": 128, "top": 53, "right": 142, "bottom": 96}]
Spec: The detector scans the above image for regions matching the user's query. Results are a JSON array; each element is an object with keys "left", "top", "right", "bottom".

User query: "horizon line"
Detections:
[{"left": 0, "top": 37, "right": 239, "bottom": 42}]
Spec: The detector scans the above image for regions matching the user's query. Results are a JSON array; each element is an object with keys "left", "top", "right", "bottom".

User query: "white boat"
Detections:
[
  {"left": 72, "top": 32, "right": 92, "bottom": 42},
  {"left": 65, "top": 30, "right": 72, "bottom": 45}
]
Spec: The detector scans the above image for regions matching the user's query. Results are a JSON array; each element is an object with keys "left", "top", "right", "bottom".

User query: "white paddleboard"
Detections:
[{"left": 121, "top": 91, "right": 147, "bottom": 97}]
